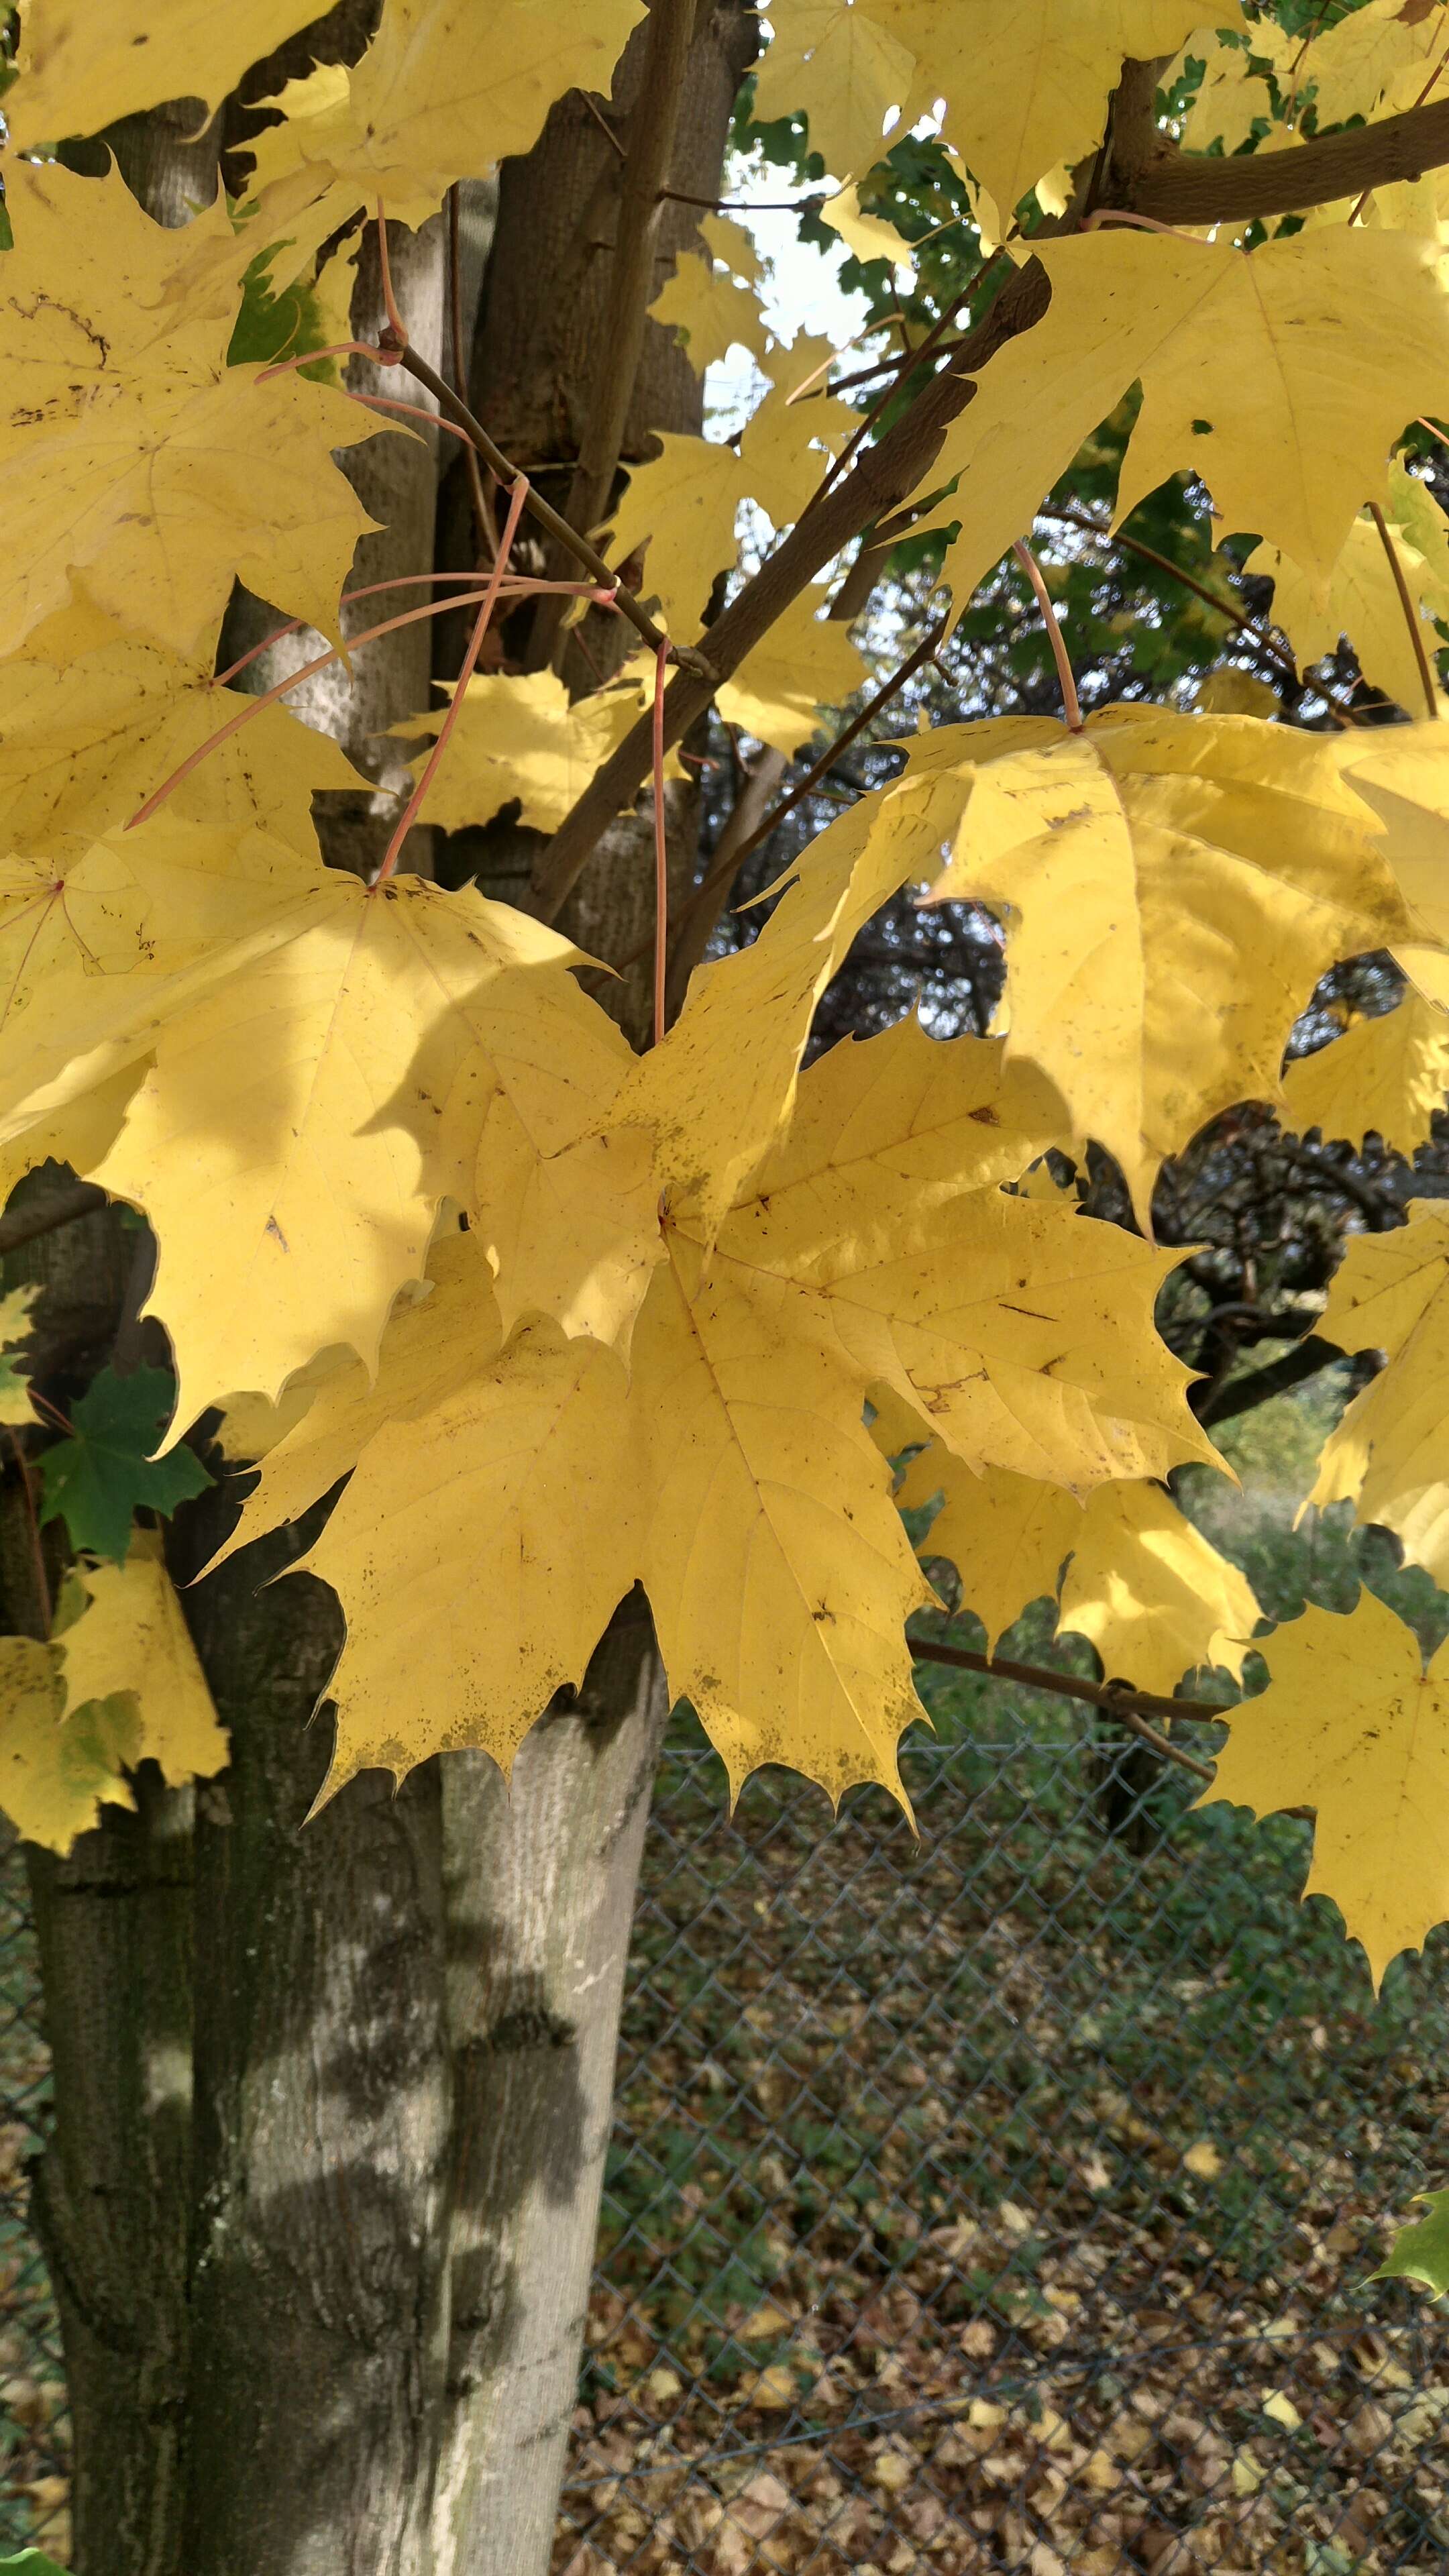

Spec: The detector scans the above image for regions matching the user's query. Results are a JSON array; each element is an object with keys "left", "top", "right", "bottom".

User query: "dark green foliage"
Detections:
[{"left": 38, "top": 1365, "right": 212, "bottom": 1564}]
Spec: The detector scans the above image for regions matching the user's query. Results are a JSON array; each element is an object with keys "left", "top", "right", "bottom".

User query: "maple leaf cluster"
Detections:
[{"left": 3, "top": 0, "right": 1449, "bottom": 2115}]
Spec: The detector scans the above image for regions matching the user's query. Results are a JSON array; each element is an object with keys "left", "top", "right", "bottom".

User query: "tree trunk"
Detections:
[
  {"left": 9, "top": 1185, "right": 194, "bottom": 2576},
  {"left": 19, "top": 10, "right": 755, "bottom": 2569},
  {"left": 431, "top": 1611, "right": 667, "bottom": 2572}
]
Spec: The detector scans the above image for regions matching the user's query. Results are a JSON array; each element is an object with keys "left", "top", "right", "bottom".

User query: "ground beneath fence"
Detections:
[
  {"left": 555, "top": 1692, "right": 1449, "bottom": 2576},
  {"left": 1, "top": 1677, "right": 1446, "bottom": 2573}
]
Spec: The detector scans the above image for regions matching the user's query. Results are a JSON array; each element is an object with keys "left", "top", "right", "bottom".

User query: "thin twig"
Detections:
[
  {"left": 659, "top": 187, "right": 826, "bottom": 211},
  {"left": 1368, "top": 500, "right": 1440, "bottom": 720},
  {"left": 1042, "top": 505, "right": 1306, "bottom": 691},
  {"left": 384, "top": 336, "right": 714, "bottom": 678},
  {"left": 211, "top": 570, "right": 593, "bottom": 692},
  {"left": 581, "top": 89, "right": 627, "bottom": 157},
  {"left": 662, "top": 616, "right": 949, "bottom": 975},
  {"left": 375, "top": 479, "right": 530, "bottom": 883},
  {"left": 908, "top": 1636, "right": 1222, "bottom": 1781},
  {"left": 353, "top": 390, "right": 476, "bottom": 441},
  {"left": 818, "top": 250, "right": 1008, "bottom": 502},
  {"left": 129, "top": 592, "right": 494, "bottom": 828},
  {"left": 1013, "top": 537, "right": 1083, "bottom": 731}
]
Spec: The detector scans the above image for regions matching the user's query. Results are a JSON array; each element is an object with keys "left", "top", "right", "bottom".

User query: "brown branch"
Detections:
[
  {"left": 818, "top": 250, "right": 1007, "bottom": 505},
  {"left": 659, "top": 188, "right": 822, "bottom": 211},
  {"left": 664, "top": 613, "right": 950, "bottom": 987},
  {"left": 1043, "top": 504, "right": 1302, "bottom": 688},
  {"left": 664, "top": 745, "right": 788, "bottom": 1010},
  {"left": 1122, "top": 91, "right": 1449, "bottom": 227},
  {"left": 0, "top": 1179, "right": 107, "bottom": 1260},
  {"left": 530, "top": 256, "right": 1054, "bottom": 922},
  {"left": 529, "top": 0, "right": 695, "bottom": 669},
  {"left": 388, "top": 338, "right": 713, "bottom": 676},
  {"left": 1368, "top": 499, "right": 1440, "bottom": 720},
  {"left": 1012, "top": 538, "right": 1083, "bottom": 729},
  {"left": 908, "top": 1636, "right": 1220, "bottom": 1781},
  {"left": 1197, "top": 1336, "right": 1341, "bottom": 1428}
]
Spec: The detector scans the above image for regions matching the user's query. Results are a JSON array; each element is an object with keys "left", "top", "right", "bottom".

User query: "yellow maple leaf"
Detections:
[
  {"left": 1204, "top": 1590, "right": 1449, "bottom": 1985},
  {"left": 0, "top": 1287, "right": 40, "bottom": 1428},
  {"left": 0, "top": 1535, "right": 227, "bottom": 1851},
  {"left": 244, "top": 0, "right": 646, "bottom": 241},
  {"left": 752, "top": 1, "right": 916, "bottom": 181},
  {"left": 716, "top": 592, "right": 869, "bottom": 755},
  {"left": 821, "top": 182, "right": 916, "bottom": 283},
  {"left": 0, "top": 1066, "right": 145, "bottom": 1216},
  {"left": 925, "top": 228, "right": 1449, "bottom": 614},
  {"left": 0, "top": 878, "right": 328, "bottom": 1199},
  {"left": 7, "top": 0, "right": 323, "bottom": 148},
  {"left": 650, "top": 248, "right": 771, "bottom": 378},
  {"left": 737, "top": 374, "right": 864, "bottom": 528},
  {"left": 476, "top": 1122, "right": 665, "bottom": 1356},
  {"left": 0, "top": 162, "right": 380, "bottom": 660},
  {"left": 710, "top": 1020, "right": 1216, "bottom": 1492},
  {"left": 0, "top": 1637, "right": 122, "bottom": 1852},
  {"left": 898, "top": 1452, "right": 1082, "bottom": 1648},
  {"left": 1284, "top": 996, "right": 1449, "bottom": 1159},
  {"left": 902, "top": 1452, "right": 1255, "bottom": 1686},
  {"left": 881, "top": 0, "right": 1236, "bottom": 219},
  {"left": 307, "top": 1320, "right": 640, "bottom": 1792},
  {"left": 225, "top": 1014, "right": 1210, "bottom": 1805},
  {"left": 918, "top": 706, "right": 1409, "bottom": 1217},
  {"left": 1249, "top": 509, "right": 1447, "bottom": 720},
  {"left": 1306, "top": 0, "right": 1448, "bottom": 127},
  {"left": 635, "top": 1240, "right": 934, "bottom": 1804},
  {"left": 608, "top": 433, "right": 747, "bottom": 638},
  {"left": 1175, "top": 19, "right": 1293, "bottom": 154},
  {"left": 0, "top": 815, "right": 321, "bottom": 1062},
  {"left": 1333, "top": 720, "right": 1449, "bottom": 1008},
  {"left": 210, "top": 1226, "right": 505, "bottom": 1569},
  {"left": 1059, "top": 1478, "right": 1258, "bottom": 1696},
  {"left": 608, "top": 772, "right": 943, "bottom": 1240},
  {"left": 1307, "top": 1201, "right": 1449, "bottom": 1589},
  {"left": 58, "top": 1530, "right": 228, "bottom": 1786},
  {"left": 395, "top": 668, "right": 665, "bottom": 835},
  {"left": 91, "top": 873, "right": 632, "bottom": 1432},
  {"left": 0, "top": 612, "right": 368, "bottom": 855},
  {"left": 1114, "top": 227, "right": 1449, "bottom": 592}
]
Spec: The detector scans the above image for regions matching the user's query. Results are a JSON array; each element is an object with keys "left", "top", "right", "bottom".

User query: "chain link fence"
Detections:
[{"left": 1, "top": 1671, "right": 1446, "bottom": 2573}]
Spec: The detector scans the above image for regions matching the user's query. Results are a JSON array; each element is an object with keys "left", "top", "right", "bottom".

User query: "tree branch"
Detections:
[
  {"left": 389, "top": 340, "right": 714, "bottom": 676},
  {"left": 664, "top": 612, "right": 950, "bottom": 991},
  {"left": 529, "top": 257, "right": 1054, "bottom": 922},
  {"left": 529, "top": 0, "right": 695, "bottom": 669},
  {"left": 0, "top": 1179, "right": 107, "bottom": 1260},
  {"left": 1369, "top": 498, "right": 1440, "bottom": 720},
  {"left": 908, "top": 1635, "right": 1221, "bottom": 1782},
  {"left": 1197, "top": 1335, "right": 1342, "bottom": 1428},
  {"left": 1122, "top": 91, "right": 1449, "bottom": 227}
]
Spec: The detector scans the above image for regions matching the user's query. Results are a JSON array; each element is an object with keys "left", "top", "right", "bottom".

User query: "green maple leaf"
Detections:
[
  {"left": 1373, "top": 2190, "right": 1449, "bottom": 2302},
  {"left": 38, "top": 1366, "right": 213, "bottom": 1564},
  {"left": 0, "top": 2555, "right": 72, "bottom": 2573}
]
